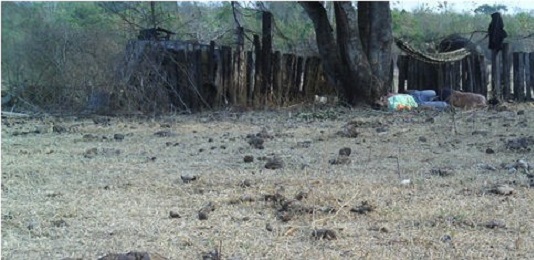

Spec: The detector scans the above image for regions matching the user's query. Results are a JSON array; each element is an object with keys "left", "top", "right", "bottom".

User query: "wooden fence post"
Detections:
[
  {"left": 513, "top": 52, "right": 526, "bottom": 101},
  {"left": 528, "top": 52, "right": 534, "bottom": 101},
  {"left": 502, "top": 43, "right": 511, "bottom": 100},
  {"left": 262, "top": 11, "right": 273, "bottom": 106},
  {"left": 272, "top": 51, "right": 282, "bottom": 105},
  {"left": 246, "top": 51, "right": 254, "bottom": 105},
  {"left": 397, "top": 55, "right": 407, "bottom": 93},
  {"left": 253, "top": 35, "right": 262, "bottom": 107},
  {"left": 491, "top": 49, "right": 501, "bottom": 99},
  {"left": 221, "top": 46, "right": 232, "bottom": 106}
]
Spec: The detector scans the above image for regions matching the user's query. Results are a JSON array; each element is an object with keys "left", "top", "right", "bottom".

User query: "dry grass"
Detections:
[{"left": 2, "top": 103, "right": 534, "bottom": 259}]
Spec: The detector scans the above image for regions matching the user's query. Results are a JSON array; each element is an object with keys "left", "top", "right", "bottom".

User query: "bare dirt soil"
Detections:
[{"left": 2, "top": 103, "right": 534, "bottom": 259}]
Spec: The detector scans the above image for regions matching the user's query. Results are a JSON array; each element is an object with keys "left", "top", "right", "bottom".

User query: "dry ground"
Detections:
[{"left": 2, "top": 103, "right": 534, "bottom": 259}]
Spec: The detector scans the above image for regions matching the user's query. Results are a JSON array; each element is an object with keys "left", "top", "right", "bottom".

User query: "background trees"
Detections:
[{"left": 1, "top": 2, "right": 533, "bottom": 112}]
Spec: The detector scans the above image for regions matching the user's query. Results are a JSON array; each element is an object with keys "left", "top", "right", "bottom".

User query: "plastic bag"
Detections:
[{"left": 387, "top": 94, "right": 418, "bottom": 111}]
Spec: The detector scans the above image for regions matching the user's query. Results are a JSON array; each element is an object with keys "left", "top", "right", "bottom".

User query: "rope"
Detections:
[{"left": 394, "top": 38, "right": 472, "bottom": 64}]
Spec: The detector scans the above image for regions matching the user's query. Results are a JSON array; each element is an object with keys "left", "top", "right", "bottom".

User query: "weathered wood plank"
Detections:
[
  {"left": 528, "top": 52, "right": 534, "bottom": 100},
  {"left": 502, "top": 43, "right": 511, "bottom": 100},
  {"left": 253, "top": 34, "right": 262, "bottom": 107},
  {"left": 272, "top": 51, "right": 282, "bottom": 105},
  {"left": 246, "top": 51, "right": 254, "bottom": 105},
  {"left": 261, "top": 12, "right": 273, "bottom": 106},
  {"left": 513, "top": 52, "right": 526, "bottom": 101}
]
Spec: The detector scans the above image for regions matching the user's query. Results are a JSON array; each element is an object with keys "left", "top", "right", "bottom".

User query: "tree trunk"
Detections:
[
  {"left": 358, "top": 2, "right": 393, "bottom": 100},
  {"left": 300, "top": 1, "right": 392, "bottom": 105}
]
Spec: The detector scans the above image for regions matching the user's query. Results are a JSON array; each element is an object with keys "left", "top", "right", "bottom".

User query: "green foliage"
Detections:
[
  {"left": 474, "top": 4, "right": 508, "bottom": 15},
  {"left": 1, "top": 1, "right": 533, "bottom": 112}
]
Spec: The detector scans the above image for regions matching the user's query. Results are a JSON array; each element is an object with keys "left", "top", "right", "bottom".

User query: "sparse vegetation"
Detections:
[{"left": 2, "top": 103, "right": 534, "bottom": 259}]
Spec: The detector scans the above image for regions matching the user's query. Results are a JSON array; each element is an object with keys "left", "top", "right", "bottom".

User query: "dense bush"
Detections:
[{"left": 2, "top": 2, "right": 533, "bottom": 113}]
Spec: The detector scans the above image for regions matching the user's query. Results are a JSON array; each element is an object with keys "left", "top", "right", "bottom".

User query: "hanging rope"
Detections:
[{"left": 394, "top": 37, "right": 472, "bottom": 64}]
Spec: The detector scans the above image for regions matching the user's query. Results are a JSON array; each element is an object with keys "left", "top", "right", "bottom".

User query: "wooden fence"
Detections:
[
  {"left": 124, "top": 39, "right": 532, "bottom": 113},
  {"left": 123, "top": 39, "right": 332, "bottom": 112},
  {"left": 397, "top": 44, "right": 534, "bottom": 101}
]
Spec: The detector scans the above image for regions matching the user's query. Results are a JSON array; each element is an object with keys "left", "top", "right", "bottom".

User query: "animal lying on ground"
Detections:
[{"left": 448, "top": 90, "right": 487, "bottom": 109}]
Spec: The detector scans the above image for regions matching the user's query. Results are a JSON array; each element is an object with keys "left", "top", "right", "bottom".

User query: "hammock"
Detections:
[{"left": 394, "top": 38, "right": 472, "bottom": 64}]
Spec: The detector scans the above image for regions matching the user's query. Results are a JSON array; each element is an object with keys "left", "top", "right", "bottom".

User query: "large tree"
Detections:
[{"left": 300, "top": 1, "right": 392, "bottom": 105}]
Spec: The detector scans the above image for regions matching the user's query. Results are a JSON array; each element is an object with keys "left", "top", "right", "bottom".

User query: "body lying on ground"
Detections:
[{"left": 405, "top": 90, "right": 449, "bottom": 109}]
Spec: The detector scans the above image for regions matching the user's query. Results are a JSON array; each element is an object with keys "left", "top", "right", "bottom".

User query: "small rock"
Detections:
[
  {"left": 113, "top": 134, "right": 125, "bottom": 141},
  {"left": 276, "top": 211, "right": 293, "bottom": 222},
  {"left": 265, "top": 156, "right": 284, "bottom": 169},
  {"left": 485, "top": 148, "right": 495, "bottom": 154},
  {"left": 378, "top": 226, "right": 389, "bottom": 233},
  {"left": 375, "top": 127, "right": 388, "bottom": 133},
  {"left": 338, "top": 123, "right": 359, "bottom": 138},
  {"left": 169, "top": 211, "right": 181, "bottom": 219},
  {"left": 517, "top": 110, "right": 525, "bottom": 115},
  {"left": 248, "top": 136, "right": 265, "bottom": 149},
  {"left": 419, "top": 136, "right": 427, "bottom": 142},
  {"left": 208, "top": 137, "right": 213, "bottom": 143},
  {"left": 198, "top": 211, "right": 209, "bottom": 220},
  {"left": 240, "top": 194, "right": 255, "bottom": 202},
  {"left": 425, "top": 117, "right": 435, "bottom": 123},
  {"left": 485, "top": 219, "right": 506, "bottom": 229},
  {"left": 201, "top": 249, "right": 220, "bottom": 260},
  {"left": 506, "top": 136, "right": 534, "bottom": 151},
  {"left": 181, "top": 175, "right": 198, "bottom": 183},
  {"left": 430, "top": 167, "right": 455, "bottom": 177},
  {"left": 154, "top": 130, "right": 176, "bottom": 137},
  {"left": 198, "top": 202, "right": 216, "bottom": 220},
  {"left": 329, "top": 155, "right": 351, "bottom": 165},
  {"left": 311, "top": 228, "right": 337, "bottom": 240},
  {"left": 490, "top": 185, "right": 515, "bottom": 195},
  {"left": 441, "top": 235, "right": 452, "bottom": 243},
  {"left": 51, "top": 219, "right": 68, "bottom": 228},
  {"left": 265, "top": 223, "right": 274, "bottom": 232},
  {"left": 350, "top": 201, "right": 375, "bottom": 214},
  {"left": 240, "top": 179, "right": 252, "bottom": 187},
  {"left": 84, "top": 147, "right": 98, "bottom": 158},
  {"left": 243, "top": 155, "right": 254, "bottom": 163},
  {"left": 338, "top": 147, "right": 351, "bottom": 156},
  {"left": 295, "top": 191, "right": 308, "bottom": 201}
]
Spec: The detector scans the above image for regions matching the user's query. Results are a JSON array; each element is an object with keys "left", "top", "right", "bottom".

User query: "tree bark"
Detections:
[
  {"left": 300, "top": 1, "right": 392, "bottom": 104},
  {"left": 358, "top": 2, "right": 393, "bottom": 100},
  {"left": 299, "top": 2, "right": 347, "bottom": 99}
]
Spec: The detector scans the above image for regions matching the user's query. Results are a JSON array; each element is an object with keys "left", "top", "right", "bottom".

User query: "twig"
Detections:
[
  {"left": 396, "top": 146, "right": 402, "bottom": 179},
  {"left": 451, "top": 106, "right": 458, "bottom": 135}
]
